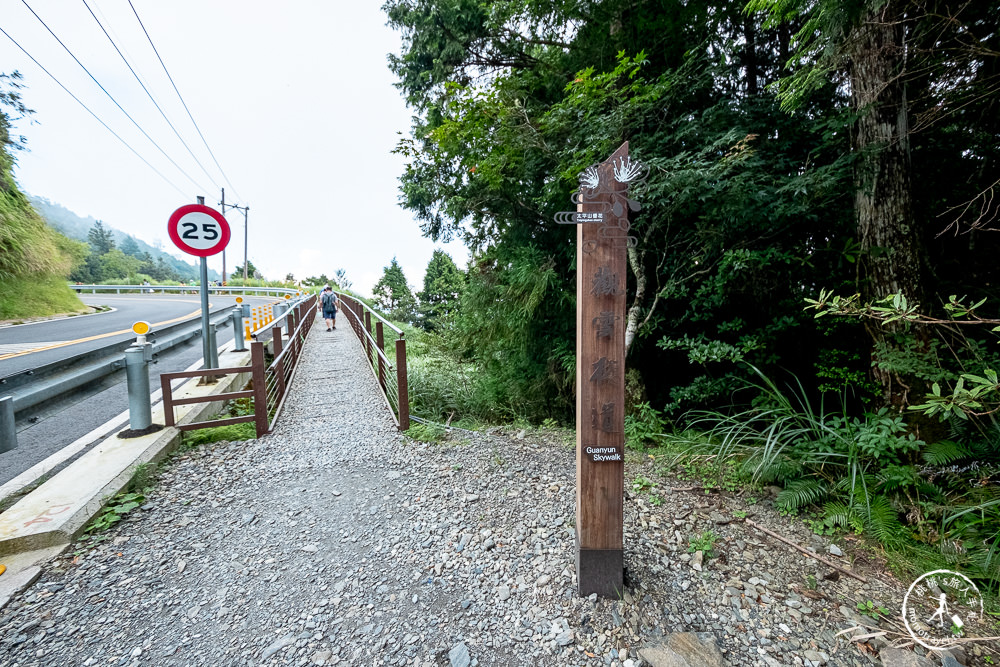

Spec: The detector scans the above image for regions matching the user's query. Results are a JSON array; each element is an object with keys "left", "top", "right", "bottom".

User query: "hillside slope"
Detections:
[{"left": 0, "top": 142, "right": 83, "bottom": 321}]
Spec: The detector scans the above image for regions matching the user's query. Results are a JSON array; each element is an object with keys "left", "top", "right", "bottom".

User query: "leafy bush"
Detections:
[
  {"left": 663, "top": 367, "right": 1000, "bottom": 587},
  {"left": 625, "top": 402, "right": 667, "bottom": 450}
]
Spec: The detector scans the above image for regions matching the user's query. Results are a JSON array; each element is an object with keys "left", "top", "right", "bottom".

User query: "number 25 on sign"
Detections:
[{"left": 167, "top": 204, "right": 231, "bottom": 257}]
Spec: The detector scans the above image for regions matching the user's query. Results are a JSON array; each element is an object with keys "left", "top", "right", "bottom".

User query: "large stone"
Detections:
[
  {"left": 879, "top": 648, "right": 936, "bottom": 667},
  {"left": 448, "top": 642, "right": 471, "bottom": 667},
  {"left": 638, "top": 632, "right": 725, "bottom": 667}
]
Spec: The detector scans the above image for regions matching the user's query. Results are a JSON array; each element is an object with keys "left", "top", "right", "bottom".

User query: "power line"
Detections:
[
  {"left": 0, "top": 24, "right": 189, "bottom": 198},
  {"left": 20, "top": 0, "right": 214, "bottom": 196},
  {"left": 128, "top": 0, "right": 244, "bottom": 204},
  {"left": 80, "top": 0, "right": 224, "bottom": 194}
]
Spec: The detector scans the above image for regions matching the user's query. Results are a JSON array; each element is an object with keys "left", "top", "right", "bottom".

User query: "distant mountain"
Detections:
[{"left": 28, "top": 195, "right": 220, "bottom": 281}]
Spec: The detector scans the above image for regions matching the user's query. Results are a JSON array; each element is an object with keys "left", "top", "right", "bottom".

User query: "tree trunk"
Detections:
[
  {"left": 849, "top": 1, "right": 922, "bottom": 407},
  {"left": 624, "top": 244, "right": 646, "bottom": 356}
]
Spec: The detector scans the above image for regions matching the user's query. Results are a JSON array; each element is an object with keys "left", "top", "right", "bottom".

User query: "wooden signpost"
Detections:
[{"left": 556, "top": 141, "right": 645, "bottom": 596}]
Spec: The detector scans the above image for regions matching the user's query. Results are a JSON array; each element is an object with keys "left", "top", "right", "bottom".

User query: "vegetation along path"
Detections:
[{"left": 0, "top": 316, "right": 990, "bottom": 666}]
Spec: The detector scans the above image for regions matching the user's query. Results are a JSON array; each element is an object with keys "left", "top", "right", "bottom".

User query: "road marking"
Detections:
[
  {"left": 0, "top": 309, "right": 204, "bottom": 362},
  {"left": 0, "top": 342, "right": 72, "bottom": 356}
]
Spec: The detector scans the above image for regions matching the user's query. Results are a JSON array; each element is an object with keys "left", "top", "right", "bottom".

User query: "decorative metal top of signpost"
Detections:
[{"left": 554, "top": 155, "right": 647, "bottom": 252}]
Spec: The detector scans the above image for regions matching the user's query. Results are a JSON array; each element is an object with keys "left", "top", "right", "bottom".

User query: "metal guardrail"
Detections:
[
  {"left": 160, "top": 295, "right": 317, "bottom": 436},
  {"left": 2, "top": 306, "right": 235, "bottom": 416},
  {"left": 70, "top": 284, "right": 301, "bottom": 298},
  {"left": 335, "top": 293, "right": 409, "bottom": 430}
]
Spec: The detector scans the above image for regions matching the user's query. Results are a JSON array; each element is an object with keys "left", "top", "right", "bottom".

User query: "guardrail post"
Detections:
[
  {"left": 273, "top": 326, "right": 286, "bottom": 399},
  {"left": 364, "top": 311, "right": 373, "bottom": 362},
  {"left": 376, "top": 322, "right": 386, "bottom": 391},
  {"left": 232, "top": 307, "right": 247, "bottom": 352},
  {"left": 395, "top": 337, "right": 409, "bottom": 430},
  {"left": 251, "top": 341, "right": 269, "bottom": 437},
  {"left": 124, "top": 344, "right": 153, "bottom": 431},
  {"left": 0, "top": 395, "right": 16, "bottom": 452}
]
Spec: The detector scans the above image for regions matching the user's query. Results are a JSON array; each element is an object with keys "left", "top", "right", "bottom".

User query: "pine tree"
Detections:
[
  {"left": 418, "top": 249, "right": 464, "bottom": 330},
  {"left": 87, "top": 221, "right": 115, "bottom": 255},
  {"left": 372, "top": 257, "right": 417, "bottom": 322},
  {"left": 119, "top": 235, "right": 141, "bottom": 258}
]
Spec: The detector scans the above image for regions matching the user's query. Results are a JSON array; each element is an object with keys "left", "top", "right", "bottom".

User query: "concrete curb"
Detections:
[{"left": 0, "top": 346, "right": 252, "bottom": 558}]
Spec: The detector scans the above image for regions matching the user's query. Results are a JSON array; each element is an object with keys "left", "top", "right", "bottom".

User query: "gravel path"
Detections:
[{"left": 0, "top": 318, "right": 992, "bottom": 666}]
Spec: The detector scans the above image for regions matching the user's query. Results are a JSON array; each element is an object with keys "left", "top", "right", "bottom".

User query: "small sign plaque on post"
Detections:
[{"left": 555, "top": 142, "right": 645, "bottom": 597}]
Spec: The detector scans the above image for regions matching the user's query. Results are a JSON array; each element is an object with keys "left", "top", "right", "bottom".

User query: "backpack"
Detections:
[{"left": 322, "top": 291, "right": 336, "bottom": 310}]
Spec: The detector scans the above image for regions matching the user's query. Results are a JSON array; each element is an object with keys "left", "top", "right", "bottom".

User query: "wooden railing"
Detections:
[
  {"left": 336, "top": 293, "right": 410, "bottom": 430},
  {"left": 160, "top": 295, "right": 318, "bottom": 437}
]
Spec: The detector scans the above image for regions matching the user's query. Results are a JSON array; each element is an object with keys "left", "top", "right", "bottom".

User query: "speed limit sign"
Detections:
[{"left": 167, "top": 204, "right": 231, "bottom": 257}]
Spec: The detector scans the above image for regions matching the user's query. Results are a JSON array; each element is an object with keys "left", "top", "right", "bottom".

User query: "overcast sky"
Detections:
[{"left": 0, "top": 0, "right": 467, "bottom": 296}]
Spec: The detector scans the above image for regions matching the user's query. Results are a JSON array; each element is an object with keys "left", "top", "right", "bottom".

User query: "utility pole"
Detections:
[
  {"left": 243, "top": 206, "right": 249, "bottom": 282},
  {"left": 220, "top": 187, "right": 226, "bottom": 284},
  {"left": 220, "top": 198, "right": 249, "bottom": 284}
]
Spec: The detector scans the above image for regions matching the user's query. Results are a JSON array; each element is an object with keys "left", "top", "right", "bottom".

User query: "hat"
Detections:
[{"left": 323, "top": 284, "right": 330, "bottom": 290}]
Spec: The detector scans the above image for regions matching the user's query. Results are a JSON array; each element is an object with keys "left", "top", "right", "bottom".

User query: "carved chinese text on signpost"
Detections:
[{"left": 555, "top": 141, "right": 645, "bottom": 597}]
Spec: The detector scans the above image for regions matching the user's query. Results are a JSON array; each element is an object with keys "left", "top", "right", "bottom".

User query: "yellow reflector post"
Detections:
[
  {"left": 131, "top": 321, "right": 151, "bottom": 336},
  {"left": 235, "top": 296, "right": 244, "bottom": 304}
]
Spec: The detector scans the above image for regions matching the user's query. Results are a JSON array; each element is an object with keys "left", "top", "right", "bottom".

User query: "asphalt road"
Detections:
[
  {"left": 0, "top": 293, "right": 281, "bottom": 487},
  {"left": 0, "top": 294, "right": 233, "bottom": 377}
]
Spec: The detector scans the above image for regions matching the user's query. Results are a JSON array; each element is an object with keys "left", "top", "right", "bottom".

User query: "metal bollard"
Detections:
[
  {"left": 208, "top": 326, "right": 219, "bottom": 369},
  {"left": 274, "top": 303, "right": 288, "bottom": 321},
  {"left": 232, "top": 307, "right": 247, "bottom": 351},
  {"left": 0, "top": 395, "right": 16, "bottom": 452},
  {"left": 242, "top": 303, "right": 251, "bottom": 318},
  {"left": 124, "top": 345, "right": 153, "bottom": 430}
]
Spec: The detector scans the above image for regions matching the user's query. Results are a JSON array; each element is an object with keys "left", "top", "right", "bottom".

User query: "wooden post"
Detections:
[
  {"left": 251, "top": 341, "right": 269, "bottom": 437},
  {"left": 160, "top": 374, "right": 174, "bottom": 427},
  {"left": 273, "top": 327, "right": 285, "bottom": 399},
  {"left": 376, "top": 321, "right": 386, "bottom": 391},
  {"left": 396, "top": 337, "right": 409, "bottom": 431},
  {"left": 574, "top": 142, "right": 632, "bottom": 597},
  {"left": 364, "top": 311, "right": 373, "bottom": 363}
]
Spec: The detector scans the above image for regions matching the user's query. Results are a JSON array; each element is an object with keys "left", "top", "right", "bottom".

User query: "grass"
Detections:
[
  {"left": 0, "top": 274, "right": 85, "bottom": 320},
  {"left": 182, "top": 423, "right": 256, "bottom": 446},
  {"left": 180, "top": 396, "right": 256, "bottom": 447}
]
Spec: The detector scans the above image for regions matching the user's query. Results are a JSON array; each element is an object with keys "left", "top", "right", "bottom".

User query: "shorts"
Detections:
[{"left": 323, "top": 308, "right": 337, "bottom": 319}]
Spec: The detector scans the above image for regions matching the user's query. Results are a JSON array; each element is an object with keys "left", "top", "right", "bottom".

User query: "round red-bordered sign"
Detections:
[{"left": 167, "top": 204, "right": 231, "bottom": 257}]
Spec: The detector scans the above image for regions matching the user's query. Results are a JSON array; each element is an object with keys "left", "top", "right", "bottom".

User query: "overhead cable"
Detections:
[
  {"left": 0, "top": 24, "right": 189, "bottom": 198},
  {"left": 81, "top": 0, "right": 224, "bottom": 193},
  {"left": 128, "top": 0, "right": 244, "bottom": 204},
  {"left": 20, "top": 0, "right": 214, "bottom": 195}
]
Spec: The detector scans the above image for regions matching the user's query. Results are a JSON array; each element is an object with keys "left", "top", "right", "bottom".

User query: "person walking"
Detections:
[{"left": 320, "top": 285, "right": 338, "bottom": 331}]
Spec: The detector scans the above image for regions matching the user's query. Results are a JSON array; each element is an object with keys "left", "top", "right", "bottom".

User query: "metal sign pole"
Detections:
[{"left": 200, "top": 256, "right": 213, "bottom": 373}]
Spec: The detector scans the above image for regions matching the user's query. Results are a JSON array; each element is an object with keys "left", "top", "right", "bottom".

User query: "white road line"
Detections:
[
  {"left": 0, "top": 342, "right": 71, "bottom": 355},
  {"left": 0, "top": 340, "right": 237, "bottom": 504}
]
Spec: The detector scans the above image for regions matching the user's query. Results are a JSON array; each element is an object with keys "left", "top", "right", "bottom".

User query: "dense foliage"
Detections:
[{"left": 384, "top": 1, "right": 1000, "bottom": 585}]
